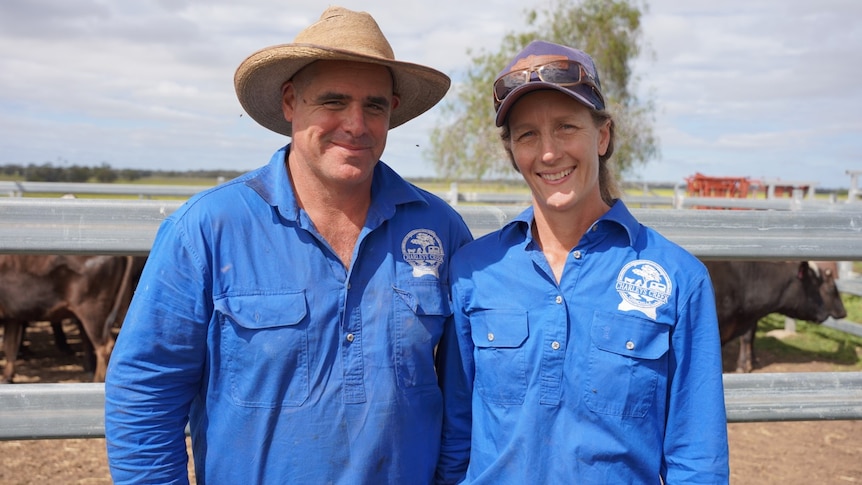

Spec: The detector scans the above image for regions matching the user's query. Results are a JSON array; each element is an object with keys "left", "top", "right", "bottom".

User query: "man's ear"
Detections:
[{"left": 281, "top": 81, "right": 295, "bottom": 123}]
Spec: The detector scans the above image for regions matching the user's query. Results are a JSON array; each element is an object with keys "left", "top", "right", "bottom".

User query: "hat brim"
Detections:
[
  {"left": 494, "top": 81, "right": 600, "bottom": 127},
  {"left": 235, "top": 44, "right": 451, "bottom": 136}
]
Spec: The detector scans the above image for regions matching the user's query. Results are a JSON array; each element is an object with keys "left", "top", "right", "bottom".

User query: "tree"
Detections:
[
  {"left": 93, "top": 163, "right": 118, "bottom": 183},
  {"left": 427, "top": 0, "right": 658, "bottom": 181}
]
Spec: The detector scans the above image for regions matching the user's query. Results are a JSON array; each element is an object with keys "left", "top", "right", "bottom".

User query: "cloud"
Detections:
[{"left": 0, "top": 0, "right": 859, "bottom": 188}]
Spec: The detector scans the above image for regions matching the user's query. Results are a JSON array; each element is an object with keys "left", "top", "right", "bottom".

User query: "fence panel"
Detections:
[
  {"left": 2, "top": 199, "right": 862, "bottom": 259},
  {"left": 1, "top": 198, "right": 861, "bottom": 439}
]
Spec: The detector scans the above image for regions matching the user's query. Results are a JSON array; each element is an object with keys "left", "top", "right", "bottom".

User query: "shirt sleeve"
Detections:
[
  {"left": 434, "top": 271, "right": 475, "bottom": 484},
  {"left": 104, "top": 218, "right": 210, "bottom": 485},
  {"left": 662, "top": 270, "right": 730, "bottom": 483}
]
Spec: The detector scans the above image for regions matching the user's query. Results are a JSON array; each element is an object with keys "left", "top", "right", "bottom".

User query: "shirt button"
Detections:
[
  {"left": 346, "top": 333, "right": 355, "bottom": 342},
  {"left": 487, "top": 333, "right": 495, "bottom": 342},
  {"left": 551, "top": 341, "right": 561, "bottom": 350},
  {"left": 572, "top": 250, "right": 582, "bottom": 259},
  {"left": 626, "top": 340, "right": 635, "bottom": 350},
  {"left": 555, "top": 295, "right": 563, "bottom": 304}
]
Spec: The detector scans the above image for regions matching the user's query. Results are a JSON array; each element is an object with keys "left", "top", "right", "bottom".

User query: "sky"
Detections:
[{"left": 1, "top": 0, "right": 860, "bottom": 190}]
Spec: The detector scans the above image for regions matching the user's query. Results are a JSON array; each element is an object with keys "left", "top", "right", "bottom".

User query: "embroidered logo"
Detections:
[
  {"left": 615, "top": 259, "right": 671, "bottom": 320},
  {"left": 402, "top": 229, "right": 444, "bottom": 278}
]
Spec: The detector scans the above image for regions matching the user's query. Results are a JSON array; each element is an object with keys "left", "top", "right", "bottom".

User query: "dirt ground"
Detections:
[{"left": 1, "top": 321, "right": 861, "bottom": 484}]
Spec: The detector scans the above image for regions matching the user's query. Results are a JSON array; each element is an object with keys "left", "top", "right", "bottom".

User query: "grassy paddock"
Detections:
[{"left": 754, "top": 292, "right": 862, "bottom": 370}]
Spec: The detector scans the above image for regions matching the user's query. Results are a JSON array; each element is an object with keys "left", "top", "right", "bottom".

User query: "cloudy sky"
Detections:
[{"left": 1, "top": 0, "right": 860, "bottom": 189}]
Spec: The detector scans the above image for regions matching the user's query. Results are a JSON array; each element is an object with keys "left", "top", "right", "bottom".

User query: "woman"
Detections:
[{"left": 438, "top": 41, "right": 729, "bottom": 484}]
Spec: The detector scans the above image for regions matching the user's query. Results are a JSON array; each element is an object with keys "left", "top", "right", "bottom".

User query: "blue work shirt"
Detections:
[
  {"left": 440, "top": 201, "right": 729, "bottom": 484},
  {"left": 104, "top": 145, "right": 473, "bottom": 484}
]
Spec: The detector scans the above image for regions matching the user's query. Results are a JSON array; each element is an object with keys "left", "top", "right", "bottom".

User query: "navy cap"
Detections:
[{"left": 494, "top": 40, "right": 605, "bottom": 127}]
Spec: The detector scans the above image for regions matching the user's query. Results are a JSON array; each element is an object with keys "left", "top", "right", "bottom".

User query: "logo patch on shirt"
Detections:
[
  {"left": 615, "top": 259, "right": 671, "bottom": 320},
  {"left": 402, "top": 229, "right": 444, "bottom": 278}
]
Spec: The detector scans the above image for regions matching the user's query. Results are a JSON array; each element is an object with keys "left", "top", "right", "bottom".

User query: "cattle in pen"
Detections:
[
  {"left": 705, "top": 260, "right": 847, "bottom": 373},
  {"left": 0, "top": 255, "right": 145, "bottom": 383}
]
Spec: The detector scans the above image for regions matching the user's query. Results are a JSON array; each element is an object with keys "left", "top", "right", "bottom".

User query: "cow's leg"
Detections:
[
  {"left": 2, "top": 321, "right": 24, "bottom": 383},
  {"left": 735, "top": 326, "right": 756, "bottom": 373},
  {"left": 81, "top": 329, "right": 97, "bottom": 374},
  {"left": 73, "top": 314, "right": 112, "bottom": 382},
  {"left": 51, "top": 319, "right": 74, "bottom": 355},
  {"left": 91, "top": 338, "right": 114, "bottom": 382},
  {"left": 16, "top": 322, "right": 32, "bottom": 359},
  {"left": 66, "top": 318, "right": 97, "bottom": 372}
]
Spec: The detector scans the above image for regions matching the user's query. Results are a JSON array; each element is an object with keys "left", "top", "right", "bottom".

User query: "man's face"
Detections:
[{"left": 282, "top": 60, "right": 400, "bottom": 191}]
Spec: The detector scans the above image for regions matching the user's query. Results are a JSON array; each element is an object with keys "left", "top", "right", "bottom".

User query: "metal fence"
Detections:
[
  {"left": 5, "top": 179, "right": 861, "bottom": 210},
  {"left": 1, "top": 197, "right": 862, "bottom": 440}
]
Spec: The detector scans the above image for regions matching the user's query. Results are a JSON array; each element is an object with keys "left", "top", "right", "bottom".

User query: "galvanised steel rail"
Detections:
[
  {"left": 4, "top": 180, "right": 860, "bottom": 210},
  {"left": 1, "top": 372, "right": 860, "bottom": 440},
  {"left": 1, "top": 198, "right": 861, "bottom": 259}
]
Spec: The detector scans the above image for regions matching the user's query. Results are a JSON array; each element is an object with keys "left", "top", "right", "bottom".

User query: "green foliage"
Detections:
[
  {"left": 0, "top": 163, "right": 245, "bottom": 184},
  {"left": 427, "top": 0, "right": 658, "bottom": 181}
]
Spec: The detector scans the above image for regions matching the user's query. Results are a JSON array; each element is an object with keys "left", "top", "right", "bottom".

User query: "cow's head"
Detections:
[{"left": 796, "top": 261, "right": 848, "bottom": 322}]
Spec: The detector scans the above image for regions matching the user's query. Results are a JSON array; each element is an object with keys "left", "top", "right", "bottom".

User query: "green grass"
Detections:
[
  {"left": 753, "top": 299, "right": 862, "bottom": 370},
  {"left": 845, "top": 294, "right": 862, "bottom": 323}
]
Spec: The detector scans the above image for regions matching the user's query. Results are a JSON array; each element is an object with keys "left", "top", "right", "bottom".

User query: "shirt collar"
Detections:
[
  {"left": 244, "top": 144, "right": 428, "bottom": 223},
  {"left": 505, "top": 199, "right": 640, "bottom": 246}
]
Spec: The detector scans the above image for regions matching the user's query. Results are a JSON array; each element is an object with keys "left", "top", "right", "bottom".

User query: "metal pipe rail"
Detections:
[
  {"left": 2, "top": 199, "right": 862, "bottom": 260},
  {"left": 1, "top": 372, "right": 860, "bottom": 440}
]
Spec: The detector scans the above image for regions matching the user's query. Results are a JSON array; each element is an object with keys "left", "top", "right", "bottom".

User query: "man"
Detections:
[{"left": 104, "top": 6, "right": 472, "bottom": 484}]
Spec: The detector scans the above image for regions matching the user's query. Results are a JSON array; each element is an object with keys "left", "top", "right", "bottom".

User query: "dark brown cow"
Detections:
[
  {"left": 705, "top": 260, "right": 847, "bottom": 373},
  {"left": 0, "top": 255, "right": 144, "bottom": 383}
]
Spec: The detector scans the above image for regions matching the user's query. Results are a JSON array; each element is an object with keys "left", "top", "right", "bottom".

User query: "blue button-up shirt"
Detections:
[
  {"left": 440, "top": 201, "right": 729, "bottom": 484},
  {"left": 105, "top": 146, "right": 473, "bottom": 484}
]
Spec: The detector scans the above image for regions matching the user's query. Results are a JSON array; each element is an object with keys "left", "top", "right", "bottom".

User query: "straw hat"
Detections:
[{"left": 234, "top": 6, "right": 451, "bottom": 136}]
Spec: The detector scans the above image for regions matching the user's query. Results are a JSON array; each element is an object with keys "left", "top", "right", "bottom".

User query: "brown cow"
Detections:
[
  {"left": 0, "top": 255, "right": 144, "bottom": 383},
  {"left": 705, "top": 260, "right": 847, "bottom": 373}
]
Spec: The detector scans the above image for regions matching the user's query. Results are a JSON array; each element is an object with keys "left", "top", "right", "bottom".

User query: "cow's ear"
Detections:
[{"left": 797, "top": 261, "right": 810, "bottom": 280}]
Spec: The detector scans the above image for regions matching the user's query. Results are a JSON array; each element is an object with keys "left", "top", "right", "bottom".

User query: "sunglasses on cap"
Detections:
[{"left": 493, "top": 57, "right": 604, "bottom": 109}]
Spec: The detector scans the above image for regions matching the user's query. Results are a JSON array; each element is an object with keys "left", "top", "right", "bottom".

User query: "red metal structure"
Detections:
[{"left": 685, "top": 172, "right": 754, "bottom": 199}]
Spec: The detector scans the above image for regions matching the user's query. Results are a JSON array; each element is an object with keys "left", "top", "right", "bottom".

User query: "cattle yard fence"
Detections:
[{"left": 1, "top": 198, "right": 862, "bottom": 440}]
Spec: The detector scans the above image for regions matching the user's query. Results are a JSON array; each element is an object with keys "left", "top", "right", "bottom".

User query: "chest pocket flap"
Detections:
[
  {"left": 592, "top": 312, "right": 670, "bottom": 360},
  {"left": 470, "top": 309, "right": 528, "bottom": 349},
  {"left": 214, "top": 290, "right": 307, "bottom": 329}
]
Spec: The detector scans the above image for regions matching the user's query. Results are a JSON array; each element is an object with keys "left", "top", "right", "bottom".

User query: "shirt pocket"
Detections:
[
  {"left": 583, "top": 311, "right": 670, "bottom": 417},
  {"left": 470, "top": 309, "right": 529, "bottom": 405},
  {"left": 215, "top": 291, "right": 309, "bottom": 408},
  {"left": 393, "top": 281, "right": 452, "bottom": 389}
]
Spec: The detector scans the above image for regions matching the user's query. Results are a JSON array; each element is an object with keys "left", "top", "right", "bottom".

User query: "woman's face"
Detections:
[{"left": 506, "top": 89, "right": 610, "bottom": 216}]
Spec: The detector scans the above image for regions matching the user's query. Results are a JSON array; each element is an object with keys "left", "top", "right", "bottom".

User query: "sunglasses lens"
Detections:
[
  {"left": 494, "top": 71, "right": 525, "bottom": 102},
  {"left": 538, "top": 61, "right": 583, "bottom": 85}
]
